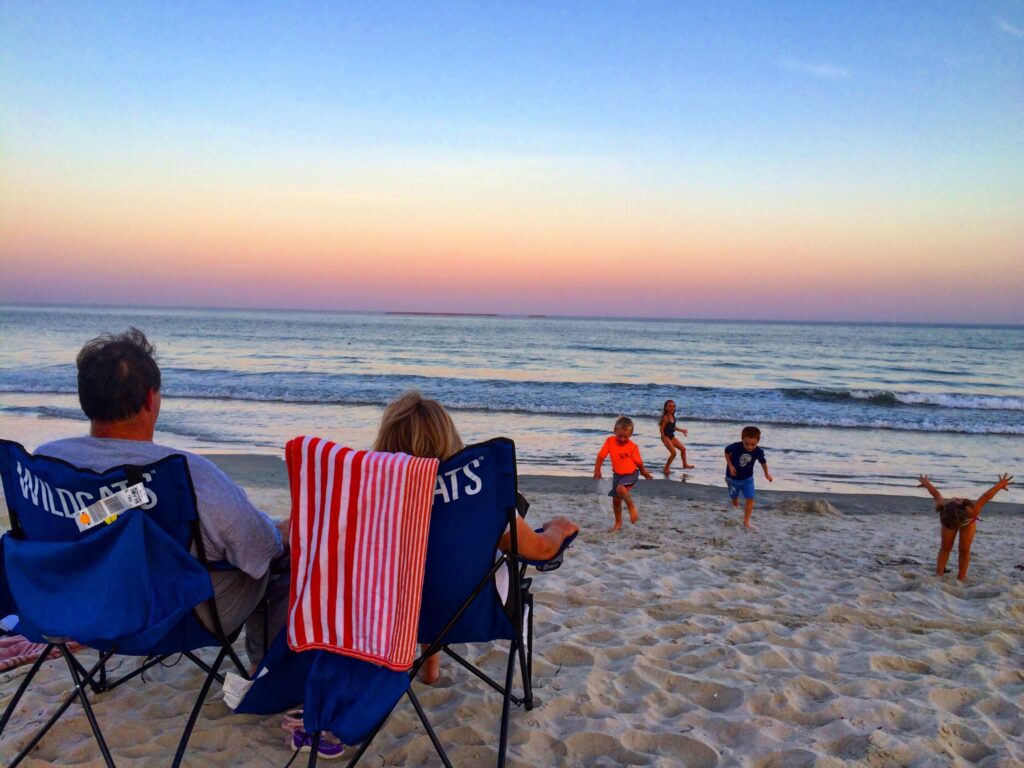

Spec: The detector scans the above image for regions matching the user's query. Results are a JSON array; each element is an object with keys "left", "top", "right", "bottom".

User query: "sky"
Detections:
[{"left": 1, "top": 1, "right": 1022, "bottom": 323}]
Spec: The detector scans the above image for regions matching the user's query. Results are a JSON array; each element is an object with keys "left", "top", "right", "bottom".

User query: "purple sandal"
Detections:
[{"left": 282, "top": 710, "right": 346, "bottom": 760}]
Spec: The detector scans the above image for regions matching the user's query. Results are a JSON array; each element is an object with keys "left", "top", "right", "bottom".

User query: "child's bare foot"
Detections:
[
  {"left": 731, "top": 499, "right": 739, "bottom": 508},
  {"left": 418, "top": 653, "right": 441, "bottom": 684},
  {"left": 662, "top": 466, "right": 671, "bottom": 475},
  {"left": 628, "top": 505, "right": 639, "bottom": 524},
  {"left": 609, "top": 522, "right": 622, "bottom": 532},
  {"left": 684, "top": 463, "right": 695, "bottom": 469}
]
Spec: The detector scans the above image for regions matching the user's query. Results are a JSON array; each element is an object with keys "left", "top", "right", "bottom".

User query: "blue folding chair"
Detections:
[
  {"left": 236, "top": 438, "right": 573, "bottom": 768},
  {"left": 0, "top": 440, "right": 251, "bottom": 768},
  {"left": 417, "top": 437, "right": 576, "bottom": 768}
]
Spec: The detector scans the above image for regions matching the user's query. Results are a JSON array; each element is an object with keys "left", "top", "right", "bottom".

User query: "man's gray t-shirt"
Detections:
[{"left": 35, "top": 437, "right": 283, "bottom": 579}]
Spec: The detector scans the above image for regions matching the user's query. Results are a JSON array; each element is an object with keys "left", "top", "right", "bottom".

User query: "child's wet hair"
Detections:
[
  {"left": 741, "top": 425, "right": 761, "bottom": 440},
  {"left": 614, "top": 416, "right": 634, "bottom": 431}
]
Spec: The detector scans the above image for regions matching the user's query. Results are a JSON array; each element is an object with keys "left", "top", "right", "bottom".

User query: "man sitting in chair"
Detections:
[{"left": 35, "top": 328, "right": 287, "bottom": 668}]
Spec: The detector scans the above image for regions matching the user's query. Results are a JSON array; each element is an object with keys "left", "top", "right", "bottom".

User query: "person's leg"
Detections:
[
  {"left": 244, "top": 567, "right": 290, "bottom": 668},
  {"left": 419, "top": 644, "right": 441, "bottom": 684},
  {"left": 661, "top": 437, "right": 676, "bottom": 474},
  {"left": 618, "top": 485, "right": 638, "bottom": 523},
  {"left": 743, "top": 498, "right": 755, "bottom": 529},
  {"left": 611, "top": 497, "right": 623, "bottom": 531},
  {"left": 956, "top": 522, "right": 977, "bottom": 581},
  {"left": 727, "top": 479, "right": 740, "bottom": 509},
  {"left": 673, "top": 438, "right": 694, "bottom": 469},
  {"left": 936, "top": 525, "right": 957, "bottom": 576}
]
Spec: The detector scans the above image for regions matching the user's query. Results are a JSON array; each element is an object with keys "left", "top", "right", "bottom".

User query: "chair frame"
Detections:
[
  {"left": 0, "top": 443, "right": 252, "bottom": 768},
  {"left": 309, "top": 439, "right": 538, "bottom": 768}
]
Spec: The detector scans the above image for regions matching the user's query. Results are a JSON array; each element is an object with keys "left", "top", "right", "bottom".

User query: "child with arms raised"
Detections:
[{"left": 917, "top": 473, "right": 1012, "bottom": 580}]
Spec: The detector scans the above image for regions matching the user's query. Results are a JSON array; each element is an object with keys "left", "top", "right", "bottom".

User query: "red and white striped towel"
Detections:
[{"left": 285, "top": 437, "right": 439, "bottom": 671}]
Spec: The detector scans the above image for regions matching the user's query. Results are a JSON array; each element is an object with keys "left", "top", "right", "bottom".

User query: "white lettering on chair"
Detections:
[{"left": 14, "top": 462, "right": 158, "bottom": 519}]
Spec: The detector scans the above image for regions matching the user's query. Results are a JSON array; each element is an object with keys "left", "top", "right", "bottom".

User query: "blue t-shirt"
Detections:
[{"left": 724, "top": 442, "right": 766, "bottom": 481}]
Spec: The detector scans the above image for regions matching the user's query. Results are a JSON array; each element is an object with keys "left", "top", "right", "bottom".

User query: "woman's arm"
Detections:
[
  {"left": 972, "top": 473, "right": 1013, "bottom": 515},
  {"left": 499, "top": 516, "right": 578, "bottom": 561}
]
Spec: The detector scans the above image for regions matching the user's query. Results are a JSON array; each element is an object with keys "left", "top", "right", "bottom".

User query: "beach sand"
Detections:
[{"left": 2, "top": 455, "right": 1022, "bottom": 767}]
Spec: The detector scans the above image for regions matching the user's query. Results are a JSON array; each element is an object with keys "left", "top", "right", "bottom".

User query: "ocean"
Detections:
[{"left": 1, "top": 305, "right": 1021, "bottom": 497}]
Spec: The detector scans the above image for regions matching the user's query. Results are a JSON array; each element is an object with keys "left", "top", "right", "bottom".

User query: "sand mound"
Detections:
[{"left": 775, "top": 497, "right": 843, "bottom": 516}]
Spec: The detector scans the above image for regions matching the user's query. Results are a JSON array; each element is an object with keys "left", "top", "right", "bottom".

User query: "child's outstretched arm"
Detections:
[
  {"left": 972, "top": 473, "right": 1013, "bottom": 515},
  {"left": 917, "top": 474, "right": 943, "bottom": 505},
  {"left": 637, "top": 461, "right": 654, "bottom": 481},
  {"left": 761, "top": 460, "right": 773, "bottom": 482}
]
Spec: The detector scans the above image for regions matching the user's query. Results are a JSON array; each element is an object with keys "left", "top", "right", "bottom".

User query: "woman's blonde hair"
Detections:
[{"left": 373, "top": 390, "right": 464, "bottom": 460}]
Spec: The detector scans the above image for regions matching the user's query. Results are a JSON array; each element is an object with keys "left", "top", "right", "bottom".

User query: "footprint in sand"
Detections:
[
  {"left": 928, "top": 686, "right": 982, "bottom": 716},
  {"left": 649, "top": 672, "right": 744, "bottom": 713},
  {"left": 564, "top": 732, "right": 650, "bottom": 765},
  {"left": 544, "top": 642, "right": 595, "bottom": 667},
  {"left": 620, "top": 730, "right": 719, "bottom": 768},
  {"left": 821, "top": 733, "right": 870, "bottom": 761},
  {"left": 974, "top": 694, "right": 1021, "bottom": 720},
  {"left": 937, "top": 721, "right": 995, "bottom": 762},
  {"left": 754, "top": 748, "right": 818, "bottom": 768},
  {"left": 868, "top": 654, "right": 931, "bottom": 675}
]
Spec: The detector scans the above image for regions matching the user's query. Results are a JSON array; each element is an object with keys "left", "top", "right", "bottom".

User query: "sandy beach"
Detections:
[{"left": 2, "top": 455, "right": 1022, "bottom": 767}]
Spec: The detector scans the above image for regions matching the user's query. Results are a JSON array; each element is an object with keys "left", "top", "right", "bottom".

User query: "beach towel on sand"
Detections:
[
  {"left": 285, "top": 437, "right": 438, "bottom": 671},
  {"left": 0, "top": 635, "right": 83, "bottom": 673}
]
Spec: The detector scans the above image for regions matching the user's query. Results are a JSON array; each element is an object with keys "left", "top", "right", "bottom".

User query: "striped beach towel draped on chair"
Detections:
[{"left": 285, "top": 437, "right": 439, "bottom": 671}]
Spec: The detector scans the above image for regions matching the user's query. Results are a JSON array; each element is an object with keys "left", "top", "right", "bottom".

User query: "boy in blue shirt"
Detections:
[{"left": 724, "top": 425, "right": 773, "bottom": 529}]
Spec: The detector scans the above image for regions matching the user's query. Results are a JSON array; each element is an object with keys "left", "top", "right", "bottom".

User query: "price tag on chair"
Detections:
[{"left": 75, "top": 483, "right": 150, "bottom": 532}]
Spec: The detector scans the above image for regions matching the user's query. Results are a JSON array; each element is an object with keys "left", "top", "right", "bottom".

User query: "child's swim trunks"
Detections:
[
  {"left": 726, "top": 476, "right": 756, "bottom": 500},
  {"left": 609, "top": 471, "right": 640, "bottom": 497}
]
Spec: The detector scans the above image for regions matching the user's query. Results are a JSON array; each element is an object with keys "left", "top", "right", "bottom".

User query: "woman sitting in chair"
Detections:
[{"left": 374, "top": 390, "right": 579, "bottom": 684}]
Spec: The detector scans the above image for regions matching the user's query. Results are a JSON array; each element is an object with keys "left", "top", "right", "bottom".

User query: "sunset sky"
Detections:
[{"left": 2, "top": 2, "right": 1022, "bottom": 323}]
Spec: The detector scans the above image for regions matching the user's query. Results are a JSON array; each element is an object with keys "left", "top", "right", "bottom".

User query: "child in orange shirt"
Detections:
[{"left": 594, "top": 416, "right": 654, "bottom": 531}]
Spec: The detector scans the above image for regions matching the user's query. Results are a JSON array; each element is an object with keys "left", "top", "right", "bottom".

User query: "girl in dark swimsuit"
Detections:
[{"left": 659, "top": 399, "right": 695, "bottom": 474}]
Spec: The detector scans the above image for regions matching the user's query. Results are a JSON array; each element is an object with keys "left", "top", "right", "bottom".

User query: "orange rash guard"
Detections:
[{"left": 597, "top": 436, "right": 643, "bottom": 474}]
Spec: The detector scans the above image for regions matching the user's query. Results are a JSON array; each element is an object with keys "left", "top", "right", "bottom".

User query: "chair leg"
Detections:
[
  {"left": 9, "top": 646, "right": 117, "bottom": 768},
  {"left": 60, "top": 645, "right": 116, "bottom": 768},
  {"left": 307, "top": 731, "right": 319, "bottom": 768},
  {"left": 520, "top": 594, "right": 536, "bottom": 710},
  {"left": 170, "top": 646, "right": 228, "bottom": 768},
  {"left": 0, "top": 642, "right": 54, "bottom": 735},
  {"left": 341, "top": 694, "right": 404, "bottom": 768},
  {"left": 406, "top": 688, "right": 453, "bottom": 768},
  {"left": 497, "top": 639, "right": 518, "bottom": 768},
  {"left": 516, "top": 629, "right": 533, "bottom": 712}
]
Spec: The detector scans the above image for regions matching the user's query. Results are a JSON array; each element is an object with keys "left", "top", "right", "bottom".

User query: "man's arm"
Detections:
[
  {"left": 191, "top": 457, "right": 284, "bottom": 579},
  {"left": 972, "top": 473, "right": 1013, "bottom": 515},
  {"left": 917, "top": 474, "right": 943, "bottom": 505}
]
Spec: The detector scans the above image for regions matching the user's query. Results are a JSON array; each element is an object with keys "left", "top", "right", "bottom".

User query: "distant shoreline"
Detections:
[
  {"left": 385, "top": 311, "right": 503, "bottom": 318},
  {"left": 2, "top": 303, "right": 1020, "bottom": 329}
]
